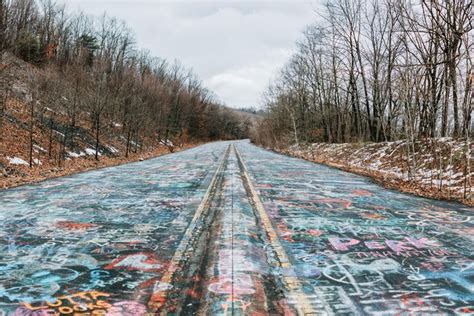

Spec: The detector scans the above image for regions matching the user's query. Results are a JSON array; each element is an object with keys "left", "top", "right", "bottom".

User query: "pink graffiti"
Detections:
[
  {"left": 365, "top": 241, "right": 386, "bottom": 250},
  {"left": 12, "top": 308, "right": 50, "bottom": 316},
  {"left": 315, "top": 198, "right": 352, "bottom": 209},
  {"left": 106, "top": 301, "right": 147, "bottom": 316},
  {"left": 328, "top": 237, "right": 360, "bottom": 251},
  {"left": 352, "top": 189, "right": 373, "bottom": 196},
  {"left": 105, "top": 252, "right": 162, "bottom": 272},
  {"left": 385, "top": 240, "right": 414, "bottom": 253},
  {"left": 330, "top": 237, "right": 440, "bottom": 252},
  {"left": 405, "top": 237, "right": 440, "bottom": 249},
  {"left": 208, "top": 276, "right": 255, "bottom": 295},
  {"left": 308, "top": 229, "right": 323, "bottom": 237}
]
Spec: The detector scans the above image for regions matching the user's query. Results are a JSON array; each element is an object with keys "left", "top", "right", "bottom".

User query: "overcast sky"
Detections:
[{"left": 57, "top": 0, "right": 320, "bottom": 108}]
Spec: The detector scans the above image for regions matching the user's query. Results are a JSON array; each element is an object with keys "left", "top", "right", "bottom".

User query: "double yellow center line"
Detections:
[
  {"left": 234, "top": 144, "right": 316, "bottom": 315},
  {"left": 149, "top": 143, "right": 315, "bottom": 315}
]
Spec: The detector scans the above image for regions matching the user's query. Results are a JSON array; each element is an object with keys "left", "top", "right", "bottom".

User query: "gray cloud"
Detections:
[{"left": 57, "top": 0, "right": 320, "bottom": 108}]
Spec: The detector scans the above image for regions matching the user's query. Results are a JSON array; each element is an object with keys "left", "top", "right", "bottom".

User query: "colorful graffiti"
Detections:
[
  {"left": 0, "top": 142, "right": 228, "bottom": 315},
  {"left": 236, "top": 140, "right": 474, "bottom": 315},
  {"left": 0, "top": 140, "right": 472, "bottom": 315}
]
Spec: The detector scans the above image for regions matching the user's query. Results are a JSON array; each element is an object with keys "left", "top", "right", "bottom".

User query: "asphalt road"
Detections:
[{"left": 0, "top": 140, "right": 473, "bottom": 315}]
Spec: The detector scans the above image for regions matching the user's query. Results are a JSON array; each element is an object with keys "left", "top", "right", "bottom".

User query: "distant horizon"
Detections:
[{"left": 56, "top": 0, "right": 321, "bottom": 109}]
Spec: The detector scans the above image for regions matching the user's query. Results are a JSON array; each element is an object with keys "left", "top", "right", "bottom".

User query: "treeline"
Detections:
[
  {"left": 1, "top": 0, "right": 248, "bottom": 161},
  {"left": 254, "top": 0, "right": 473, "bottom": 147}
]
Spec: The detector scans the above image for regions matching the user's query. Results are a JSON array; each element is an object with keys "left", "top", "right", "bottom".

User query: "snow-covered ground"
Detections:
[
  {"left": 7, "top": 157, "right": 28, "bottom": 165},
  {"left": 282, "top": 138, "right": 473, "bottom": 204},
  {"left": 7, "top": 156, "right": 42, "bottom": 166},
  {"left": 67, "top": 151, "right": 86, "bottom": 158},
  {"left": 84, "top": 148, "right": 102, "bottom": 156}
]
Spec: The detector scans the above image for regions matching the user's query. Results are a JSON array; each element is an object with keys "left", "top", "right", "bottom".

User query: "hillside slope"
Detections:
[{"left": 0, "top": 53, "right": 199, "bottom": 188}]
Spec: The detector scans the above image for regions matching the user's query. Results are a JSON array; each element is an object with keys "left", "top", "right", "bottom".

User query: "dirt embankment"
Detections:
[
  {"left": 277, "top": 139, "right": 473, "bottom": 206},
  {"left": 1, "top": 139, "right": 199, "bottom": 190},
  {"left": 0, "top": 96, "right": 200, "bottom": 189}
]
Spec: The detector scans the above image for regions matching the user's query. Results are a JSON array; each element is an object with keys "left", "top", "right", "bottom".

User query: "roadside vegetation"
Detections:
[
  {"left": 252, "top": 0, "right": 473, "bottom": 204},
  {"left": 285, "top": 139, "right": 472, "bottom": 205}
]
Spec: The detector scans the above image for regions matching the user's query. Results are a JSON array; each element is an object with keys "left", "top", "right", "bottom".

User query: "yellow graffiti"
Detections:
[{"left": 22, "top": 291, "right": 111, "bottom": 314}]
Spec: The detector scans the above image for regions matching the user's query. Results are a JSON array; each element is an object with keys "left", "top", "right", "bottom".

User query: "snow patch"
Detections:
[
  {"left": 33, "top": 145, "right": 46, "bottom": 153},
  {"left": 85, "top": 148, "right": 101, "bottom": 156},
  {"left": 67, "top": 151, "right": 86, "bottom": 158},
  {"left": 107, "top": 145, "right": 119, "bottom": 153},
  {"left": 54, "top": 130, "right": 65, "bottom": 137},
  {"left": 7, "top": 157, "right": 28, "bottom": 165},
  {"left": 159, "top": 139, "right": 173, "bottom": 147}
]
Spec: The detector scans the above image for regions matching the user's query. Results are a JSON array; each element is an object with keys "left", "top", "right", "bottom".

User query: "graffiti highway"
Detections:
[{"left": 0, "top": 141, "right": 473, "bottom": 315}]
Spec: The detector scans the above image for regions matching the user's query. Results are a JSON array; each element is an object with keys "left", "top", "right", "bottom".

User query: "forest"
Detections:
[
  {"left": 0, "top": 0, "right": 249, "bottom": 164},
  {"left": 253, "top": 0, "right": 472, "bottom": 147}
]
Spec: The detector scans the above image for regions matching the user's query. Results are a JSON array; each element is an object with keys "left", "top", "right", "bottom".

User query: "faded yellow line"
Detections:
[
  {"left": 234, "top": 144, "right": 316, "bottom": 315},
  {"left": 148, "top": 144, "right": 230, "bottom": 313}
]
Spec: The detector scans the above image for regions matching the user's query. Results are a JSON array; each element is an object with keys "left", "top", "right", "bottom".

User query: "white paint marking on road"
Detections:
[
  {"left": 234, "top": 144, "right": 317, "bottom": 315},
  {"left": 148, "top": 144, "right": 231, "bottom": 312}
]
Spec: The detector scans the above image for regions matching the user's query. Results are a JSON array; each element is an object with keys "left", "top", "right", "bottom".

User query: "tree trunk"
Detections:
[
  {"left": 28, "top": 98, "right": 35, "bottom": 168},
  {"left": 95, "top": 114, "right": 100, "bottom": 161}
]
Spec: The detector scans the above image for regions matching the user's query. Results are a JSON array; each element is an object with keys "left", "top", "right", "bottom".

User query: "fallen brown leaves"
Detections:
[
  {"left": 1, "top": 94, "right": 204, "bottom": 190},
  {"left": 0, "top": 142, "right": 200, "bottom": 190}
]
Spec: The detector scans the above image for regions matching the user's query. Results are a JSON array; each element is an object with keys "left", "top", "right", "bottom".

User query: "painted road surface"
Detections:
[
  {"left": 0, "top": 140, "right": 473, "bottom": 315},
  {"left": 0, "top": 142, "right": 230, "bottom": 315}
]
